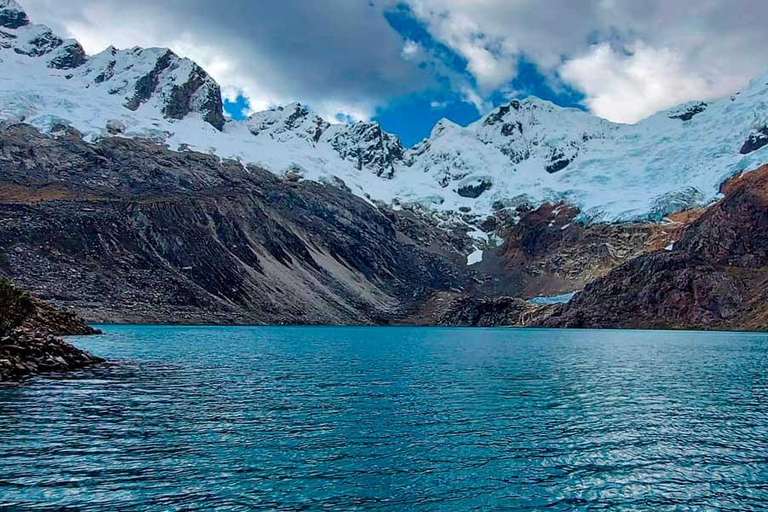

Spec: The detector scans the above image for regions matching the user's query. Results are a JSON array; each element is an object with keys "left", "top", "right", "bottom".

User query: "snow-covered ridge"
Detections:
[
  {"left": 2, "top": 0, "right": 768, "bottom": 223},
  {"left": 0, "top": 0, "right": 223, "bottom": 130}
]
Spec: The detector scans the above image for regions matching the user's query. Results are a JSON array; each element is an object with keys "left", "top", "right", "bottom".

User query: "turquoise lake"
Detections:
[{"left": 1, "top": 326, "right": 768, "bottom": 510}]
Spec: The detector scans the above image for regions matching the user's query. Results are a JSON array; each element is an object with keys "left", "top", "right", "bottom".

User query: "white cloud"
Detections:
[
  {"left": 14, "top": 0, "right": 768, "bottom": 126},
  {"left": 460, "top": 86, "right": 491, "bottom": 114},
  {"left": 401, "top": 40, "right": 422, "bottom": 60},
  {"left": 560, "top": 43, "right": 711, "bottom": 123},
  {"left": 405, "top": 0, "right": 522, "bottom": 93},
  {"left": 402, "top": 0, "right": 768, "bottom": 123},
  {"left": 19, "top": 0, "right": 430, "bottom": 121}
]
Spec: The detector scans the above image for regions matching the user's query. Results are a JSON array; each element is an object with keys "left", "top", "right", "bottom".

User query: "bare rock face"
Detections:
[
  {"left": 669, "top": 102, "right": 708, "bottom": 121},
  {"left": 0, "top": 0, "right": 29, "bottom": 29},
  {"left": 123, "top": 49, "right": 225, "bottom": 130},
  {"left": 498, "top": 202, "right": 693, "bottom": 298},
  {"left": 740, "top": 127, "right": 768, "bottom": 155},
  {"left": 540, "top": 165, "right": 768, "bottom": 330},
  {"left": 457, "top": 178, "right": 493, "bottom": 198},
  {"left": 406, "top": 291, "right": 549, "bottom": 327},
  {"left": 48, "top": 40, "right": 87, "bottom": 69},
  {"left": 328, "top": 122, "right": 405, "bottom": 178}
]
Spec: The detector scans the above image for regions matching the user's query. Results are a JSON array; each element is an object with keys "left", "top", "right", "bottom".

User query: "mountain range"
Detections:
[
  {"left": 4, "top": 0, "right": 768, "bottom": 225},
  {"left": 3, "top": 0, "right": 768, "bottom": 329}
]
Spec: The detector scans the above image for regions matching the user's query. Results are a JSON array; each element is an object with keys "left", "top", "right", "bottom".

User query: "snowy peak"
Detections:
[
  {"left": 247, "top": 102, "right": 329, "bottom": 143},
  {"left": 324, "top": 121, "right": 405, "bottom": 178},
  {"left": 2, "top": 0, "right": 768, "bottom": 224},
  {"left": 82, "top": 46, "right": 225, "bottom": 129},
  {"left": 404, "top": 98, "right": 615, "bottom": 197},
  {"left": 0, "top": 3, "right": 224, "bottom": 130},
  {"left": 475, "top": 98, "right": 613, "bottom": 172},
  {"left": 0, "top": 11, "right": 86, "bottom": 70},
  {"left": 0, "top": 0, "right": 28, "bottom": 29},
  {"left": 245, "top": 103, "right": 405, "bottom": 178}
]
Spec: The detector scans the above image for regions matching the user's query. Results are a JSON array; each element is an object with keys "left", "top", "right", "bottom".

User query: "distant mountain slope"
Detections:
[
  {"left": 540, "top": 165, "right": 768, "bottom": 330},
  {"left": 2, "top": 0, "right": 768, "bottom": 225}
]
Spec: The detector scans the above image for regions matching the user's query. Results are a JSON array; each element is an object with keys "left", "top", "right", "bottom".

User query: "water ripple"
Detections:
[{"left": 1, "top": 326, "right": 768, "bottom": 511}]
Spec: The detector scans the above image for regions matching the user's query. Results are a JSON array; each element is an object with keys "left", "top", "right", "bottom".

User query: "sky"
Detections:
[{"left": 19, "top": 0, "right": 768, "bottom": 147}]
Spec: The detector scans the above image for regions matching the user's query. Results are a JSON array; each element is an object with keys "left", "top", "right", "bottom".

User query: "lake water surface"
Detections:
[{"left": 1, "top": 326, "right": 768, "bottom": 510}]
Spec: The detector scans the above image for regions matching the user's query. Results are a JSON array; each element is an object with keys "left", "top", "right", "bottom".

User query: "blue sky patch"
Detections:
[
  {"left": 373, "top": 93, "right": 480, "bottom": 147},
  {"left": 376, "top": 4, "right": 588, "bottom": 146},
  {"left": 222, "top": 2, "right": 587, "bottom": 147},
  {"left": 224, "top": 95, "right": 251, "bottom": 121}
]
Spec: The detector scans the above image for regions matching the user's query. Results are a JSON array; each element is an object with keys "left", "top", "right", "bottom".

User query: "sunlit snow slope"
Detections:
[{"left": 2, "top": 0, "right": 768, "bottom": 222}]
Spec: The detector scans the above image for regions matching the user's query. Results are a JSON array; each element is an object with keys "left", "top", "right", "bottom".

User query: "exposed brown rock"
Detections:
[
  {"left": 498, "top": 202, "right": 697, "bottom": 298},
  {"left": 405, "top": 290, "right": 555, "bottom": 327},
  {"left": 540, "top": 164, "right": 768, "bottom": 330}
]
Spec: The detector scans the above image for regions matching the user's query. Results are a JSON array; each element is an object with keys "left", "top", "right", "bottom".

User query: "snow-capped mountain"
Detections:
[
  {"left": 2, "top": 0, "right": 768, "bottom": 223},
  {"left": 0, "top": 0, "right": 223, "bottom": 131},
  {"left": 411, "top": 92, "right": 768, "bottom": 221},
  {"left": 245, "top": 103, "right": 405, "bottom": 178}
]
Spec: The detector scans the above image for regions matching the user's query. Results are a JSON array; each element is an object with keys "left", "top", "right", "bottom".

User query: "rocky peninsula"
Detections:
[{"left": 0, "top": 278, "right": 102, "bottom": 383}]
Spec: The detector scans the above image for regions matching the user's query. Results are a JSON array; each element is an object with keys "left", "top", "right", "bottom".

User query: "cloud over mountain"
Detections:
[{"left": 19, "top": 0, "right": 768, "bottom": 125}]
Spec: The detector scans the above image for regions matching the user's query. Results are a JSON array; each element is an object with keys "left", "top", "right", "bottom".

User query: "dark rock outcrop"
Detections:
[
  {"left": 545, "top": 149, "right": 573, "bottom": 173},
  {"left": 163, "top": 62, "right": 225, "bottom": 131},
  {"left": 0, "top": 277, "right": 101, "bottom": 383},
  {"left": 407, "top": 291, "right": 554, "bottom": 327},
  {"left": 122, "top": 50, "right": 225, "bottom": 131},
  {"left": 125, "top": 50, "right": 175, "bottom": 111},
  {"left": 328, "top": 122, "right": 405, "bottom": 179},
  {"left": 0, "top": 1, "right": 29, "bottom": 29},
  {"left": 0, "top": 328, "right": 102, "bottom": 383},
  {"left": 48, "top": 40, "right": 87, "bottom": 70},
  {"left": 669, "top": 102, "right": 708, "bottom": 121},
  {"left": 540, "top": 164, "right": 768, "bottom": 330},
  {"left": 457, "top": 179, "right": 493, "bottom": 198},
  {"left": 740, "top": 127, "right": 768, "bottom": 155},
  {"left": 13, "top": 26, "right": 62, "bottom": 57}
]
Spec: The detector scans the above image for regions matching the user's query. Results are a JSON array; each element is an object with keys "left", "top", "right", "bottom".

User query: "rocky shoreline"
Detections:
[
  {"left": 0, "top": 278, "right": 103, "bottom": 384},
  {"left": 0, "top": 327, "right": 103, "bottom": 383}
]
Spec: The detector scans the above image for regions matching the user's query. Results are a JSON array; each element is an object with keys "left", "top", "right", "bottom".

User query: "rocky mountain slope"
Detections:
[
  {"left": 540, "top": 165, "right": 768, "bottom": 330},
  {"left": 497, "top": 202, "right": 698, "bottom": 298},
  {"left": 2, "top": 0, "right": 768, "bottom": 230},
  {"left": 0, "top": 123, "right": 471, "bottom": 324}
]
